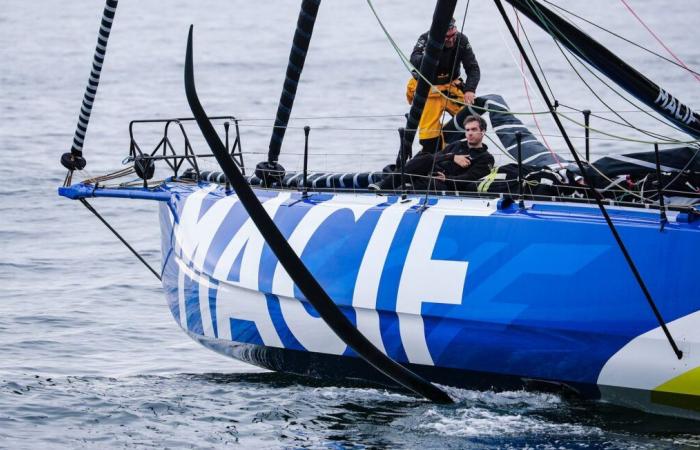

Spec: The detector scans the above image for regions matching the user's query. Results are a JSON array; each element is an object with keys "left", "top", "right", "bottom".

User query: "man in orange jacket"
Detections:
[{"left": 407, "top": 18, "right": 480, "bottom": 153}]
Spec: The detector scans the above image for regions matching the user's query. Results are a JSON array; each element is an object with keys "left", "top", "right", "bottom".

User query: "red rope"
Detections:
[
  {"left": 515, "top": 12, "right": 564, "bottom": 167},
  {"left": 620, "top": 0, "right": 700, "bottom": 84}
]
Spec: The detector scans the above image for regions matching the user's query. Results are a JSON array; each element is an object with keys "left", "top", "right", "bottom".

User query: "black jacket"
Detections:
[
  {"left": 410, "top": 31, "right": 480, "bottom": 91},
  {"left": 435, "top": 141, "right": 494, "bottom": 190}
]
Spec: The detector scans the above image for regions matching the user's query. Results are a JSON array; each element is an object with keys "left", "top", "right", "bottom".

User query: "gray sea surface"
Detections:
[{"left": 2, "top": 0, "right": 700, "bottom": 448}]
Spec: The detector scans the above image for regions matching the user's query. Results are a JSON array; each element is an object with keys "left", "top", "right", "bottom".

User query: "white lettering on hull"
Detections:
[
  {"left": 271, "top": 196, "right": 384, "bottom": 355},
  {"left": 212, "top": 192, "right": 292, "bottom": 288},
  {"left": 172, "top": 190, "right": 498, "bottom": 365},
  {"left": 216, "top": 283, "right": 284, "bottom": 348},
  {"left": 396, "top": 199, "right": 495, "bottom": 365},
  {"left": 352, "top": 199, "right": 419, "bottom": 354}
]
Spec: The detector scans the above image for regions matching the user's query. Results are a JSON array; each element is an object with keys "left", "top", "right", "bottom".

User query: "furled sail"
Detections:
[
  {"left": 443, "top": 94, "right": 566, "bottom": 167},
  {"left": 502, "top": 0, "right": 700, "bottom": 139}
]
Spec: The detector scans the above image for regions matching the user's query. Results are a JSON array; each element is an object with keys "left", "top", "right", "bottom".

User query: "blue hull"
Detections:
[{"left": 152, "top": 182, "right": 700, "bottom": 418}]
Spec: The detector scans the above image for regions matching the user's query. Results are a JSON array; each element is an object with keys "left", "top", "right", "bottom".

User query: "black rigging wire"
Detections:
[
  {"left": 495, "top": 0, "right": 684, "bottom": 361},
  {"left": 541, "top": 0, "right": 700, "bottom": 78},
  {"left": 79, "top": 198, "right": 162, "bottom": 281},
  {"left": 558, "top": 102, "right": 680, "bottom": 137},
  {"left": 564, "top": 47, "right": 684, "bottom": 142},
  {"left": 523, "top": 0, "right": 683, "bottom": 144},
  {"left": 514, "top": 10, "right": 556, "bottom": 101}
]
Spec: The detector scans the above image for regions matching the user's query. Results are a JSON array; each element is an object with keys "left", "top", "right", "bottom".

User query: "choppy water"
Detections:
[{"left": 2, "top": 0, "right": 699, "bottom": 448}]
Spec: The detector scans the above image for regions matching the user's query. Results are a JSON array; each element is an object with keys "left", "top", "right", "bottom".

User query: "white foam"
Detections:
[{"left": 413, "top": 407, "right": 601, "bottom": 438}]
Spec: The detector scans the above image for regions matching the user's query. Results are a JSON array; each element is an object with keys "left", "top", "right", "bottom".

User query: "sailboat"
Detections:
[{"left": 58, "top": 0, "right": 700, "bottom": 418}]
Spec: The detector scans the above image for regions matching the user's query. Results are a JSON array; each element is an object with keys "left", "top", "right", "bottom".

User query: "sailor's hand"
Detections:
[
  {"left": 434, "top": 171, "right": 446, "bottom": 181},
  {"left": 463, "top": 91, "right": 476, "bottom": 105},
  {"left": 454, "top": 154, "right": 471, "bottom": 168}
]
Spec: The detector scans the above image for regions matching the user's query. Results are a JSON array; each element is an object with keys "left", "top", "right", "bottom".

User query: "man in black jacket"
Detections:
[
  {"left": 372, "top": 115, "right": 494, "bottom": 192},
  {"left": 407, "top": 18, "right": 480, "bottom": 153}
]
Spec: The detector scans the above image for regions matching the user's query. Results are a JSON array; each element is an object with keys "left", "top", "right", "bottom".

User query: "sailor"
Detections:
[
  {"left": 407, "top": 18, "right": 481, "bottom": 153},
  {"left": 372, "top": 115, "right": 494, "bottom": 191}
]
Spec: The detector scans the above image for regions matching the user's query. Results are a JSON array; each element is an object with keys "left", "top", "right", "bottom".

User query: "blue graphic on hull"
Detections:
[{"left": 157, "top": 183, "right": 700, "bottom": 391}]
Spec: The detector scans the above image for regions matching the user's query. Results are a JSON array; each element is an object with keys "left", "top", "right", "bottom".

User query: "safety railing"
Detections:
[{"left": 125, "top": 116, "right": 245, "bottom": 182}]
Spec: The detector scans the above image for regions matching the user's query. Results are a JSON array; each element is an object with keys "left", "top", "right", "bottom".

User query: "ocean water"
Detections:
[{"left": 1, "top": 0, "right": 699, "bottom": 448}]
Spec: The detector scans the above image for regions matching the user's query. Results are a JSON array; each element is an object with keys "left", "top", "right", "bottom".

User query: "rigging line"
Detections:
[
  {"left": 558, "top": 104, "right": 700, "bottom": 144},
  {"left": 514, "top": 9, "right": 555, "bottom": 100},
  {"left": 564, "top": 46, "right": 685, "bottom": 143},
  {"left": 237, "top": 113, "right": 407, "bottom": 121},
  {"left": 644, "top": 144, "right": 700, "bottom": 201},
  {"left": 528, "top": 0, "right": 695, "bottom": 144},
  {"left": 365, "top": 0, "right": 551, "bottom": 117},
  {"left": 523, "top": 0, "right": 683, "bottom": 143},
  {"left": 541, "top": 0, "right": 700, "bottom": 78},
  {"left": 619, "top": 0, "right": 700, "bottom": 84},
  {"left": 235, "top": 121, "right": 700, "bottom": 144},
  {"left": 496, "top": 0, "right": 683, "bottom": 361},
  {"left": 79, "top": 198, "right": 162, "bottom": 281},
  {"left": 515, "top": 10, "right": 563, "bottom": 168},
  {"left": 558, "top": 102, "right": 677, "bottom": 131},
  {"left": 555, "top": 112, "right": 700, "bottom": 145},
  {"left": 424, "top": 0, "right": 472, "bottom": 203},
  {"left": 522, "top": 0, "right": 675, "bottom": 141},
  {"left": 557, "top": 103, "right": 700, "bottom": 144},
  {"left": 485, "top": 133, "right": 517, "bottom": 162}
]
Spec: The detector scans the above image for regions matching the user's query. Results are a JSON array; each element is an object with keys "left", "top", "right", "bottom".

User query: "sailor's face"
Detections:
[
  {"left": 465, "top": 121, "right": 484, "bottom": 146},
  {"left": 445, "top": 27, "right": 458, "bottom": 48}
]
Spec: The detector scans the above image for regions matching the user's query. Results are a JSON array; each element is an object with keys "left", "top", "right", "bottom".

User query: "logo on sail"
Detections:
[{"left": 655, "top": 89, "right": 698, "bottom": 126}]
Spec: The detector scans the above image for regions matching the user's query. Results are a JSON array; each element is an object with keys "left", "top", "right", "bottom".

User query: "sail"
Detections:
[{"left": 502, "top": 0, "right": 700, "bottom": 139}]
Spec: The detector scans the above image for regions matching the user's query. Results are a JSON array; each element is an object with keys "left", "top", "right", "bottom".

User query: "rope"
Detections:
[
  {"left": 541, "top": 0, "right": 700, "bottom": 78},
  {"left": 619, "top": 0, "right": 700, "bottom": 84},
  {"left": 82, "top": 167, "right": 135, "bottom": 185},
  {"left": 514, "top": 10, "right": 563, "bottom": 168},
  {"left": 229, "top": 121, "right": 700, "bottom": 146},
  {"left": 365, "top": 0, "right": 696, "bottom": 146},
  {"left": 365, "top": 0, "right": 552, "bottom": 116},
  {"left": 79, "top": 198, "right": 162, "bottom": 281},
  {"left": 522, "top": 0, "right": 682, "bottom": 143}
]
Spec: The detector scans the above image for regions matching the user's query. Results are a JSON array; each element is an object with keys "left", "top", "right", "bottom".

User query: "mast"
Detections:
[
  {"left": 266, "top": 0, "right": 321, "bottom": 164},
  {"left": 61, "top": 0, "right": 119, "bottom": 174},
  {"left": 403, "top": 0, "right": 459, "bottom": 150},
  {"left": 502, "top": 0, "right": 700, "bottom": 139}
]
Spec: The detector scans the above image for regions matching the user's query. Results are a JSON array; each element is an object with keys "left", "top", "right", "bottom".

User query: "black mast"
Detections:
[
  {"left": 502, "top": 0, "right": 700, "bottom": 139},
  {"left": 402, "top": 0, "right": 459, "bottom": 153},
  {"left": 258, "top": 0, "right": 321, "bottom": 185}
]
